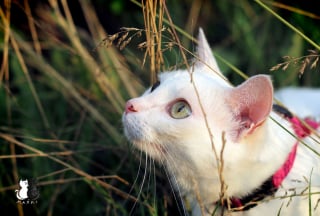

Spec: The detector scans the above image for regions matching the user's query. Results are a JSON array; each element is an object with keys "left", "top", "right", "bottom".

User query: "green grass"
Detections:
[{"left": 0, "top": 0, "right": 319, "bottom": 215}]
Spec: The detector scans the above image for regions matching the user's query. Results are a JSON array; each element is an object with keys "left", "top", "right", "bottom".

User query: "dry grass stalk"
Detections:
[
  {"left": 162, "top": 2, "right": 190, "bottom": 69},
  {"left": 142, "top": 0, "right": 165, "bottom": 83},
  {"left": 219, "top": 132, "right": 228, "bottom": 215},
  {"left": 267, "top": 1, "right": 320, "bottom": 20},
  {"left": 270, "top": 50, "right": 320, "bottom": 77},
  {"left": 24, "top": 0, "right": 42, "bottom": 55},
  {"left": 0, "top": 4, "right": 23, "bottom": 214},
  {"left": 48, "top": 0, "right": 129, "bottom": 114},
  {"left": 98, "top": 27, "right": 144, "bottom": 51},
  {"left": 79, "top": 0, "right": 143, "bottom": 98},
  {"left": 151, "top": 2, "right": 230, "bottom": 214},
  {"left": 192, "top": 176, "right": 206, "bottom": 216},
  {"left": 0, "top": 175, "right": 129, "bottom": 193},
  {"left": 2, "top": 1, "right": 154, "bottom": 212},
  {"left": 0, "top": 133, "right": 150, "bottom": 208},
  {"left": 0, "top": 2, "right": 10, "bottom": 82}
]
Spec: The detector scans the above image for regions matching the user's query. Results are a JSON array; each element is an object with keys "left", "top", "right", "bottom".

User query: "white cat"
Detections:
[
  {"left": 122, "top": 28, "right": 320, "bottom": 216},
  {"left": 15, "top": 179, "right": 29, "bottom": 200}
]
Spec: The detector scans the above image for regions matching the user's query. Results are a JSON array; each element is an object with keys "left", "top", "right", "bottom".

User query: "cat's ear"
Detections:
[
  {"left": 195, "top": 28, "right": 223, "bottom": 76},
  {"left": 226, "top": 75, "right": 273, "bottom": 142}
]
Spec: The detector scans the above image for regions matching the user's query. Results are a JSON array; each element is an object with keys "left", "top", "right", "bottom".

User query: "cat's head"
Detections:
[
  {"left": 19, "top": 179, "right": 28, "bottom": 187},
  {"left": 122, "top": 28, "right": 273, "bottom": 169}
]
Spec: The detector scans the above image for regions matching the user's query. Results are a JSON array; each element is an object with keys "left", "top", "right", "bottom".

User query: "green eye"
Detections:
[{"left": 170, "top": 101, "right": 192, "bottom": 119}]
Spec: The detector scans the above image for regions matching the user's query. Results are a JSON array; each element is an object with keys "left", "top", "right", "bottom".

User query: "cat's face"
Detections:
[
  {"left": 122, "top": 29, "right": 274, "bottom": 197},
  {"left": 123, "top": 69, "right": 231, "bottom": 162}
]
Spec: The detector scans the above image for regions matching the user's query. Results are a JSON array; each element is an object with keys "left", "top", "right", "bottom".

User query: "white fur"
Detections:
[
  {"left": 122, "top": 29, "right": 320, "bottom": 216},
  {"left": 275, "top": 87, "right": 320, "bottom": 120}
]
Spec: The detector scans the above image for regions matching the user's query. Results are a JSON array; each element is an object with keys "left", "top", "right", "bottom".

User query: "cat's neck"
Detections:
[
  {"left": 168, "top": 112, "right": 296, "bottom": 206},
  {"left": 223, "top": 113, "right": 296, "bottom": 195}
]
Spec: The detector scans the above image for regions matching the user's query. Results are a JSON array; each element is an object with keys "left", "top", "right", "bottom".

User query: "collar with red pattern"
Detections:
[{"left": 218, "top": 104, "right": 319, "bottom": 212}]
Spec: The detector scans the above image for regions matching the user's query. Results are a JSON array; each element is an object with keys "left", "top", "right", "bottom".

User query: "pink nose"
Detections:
[{"left": 125, "top": 100, "right": 138, "bottom": 113}]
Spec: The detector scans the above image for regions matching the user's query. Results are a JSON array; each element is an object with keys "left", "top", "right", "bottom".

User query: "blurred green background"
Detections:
[{"left": 0, "top": 0, "right": 319, "bottom": 215}]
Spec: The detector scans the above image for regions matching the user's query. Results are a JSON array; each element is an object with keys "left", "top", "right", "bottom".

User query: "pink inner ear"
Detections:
[{"left": 227, "top": 75, "right": 273, "bottom": 140}]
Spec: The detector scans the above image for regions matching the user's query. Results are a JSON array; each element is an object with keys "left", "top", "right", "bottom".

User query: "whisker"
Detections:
[
  {"left": 146, "top": 155, "right": 153, "bottom": 193},
  {"left": 128, "top": 150, "right": 144, "bottom": 195},
  {"left": 160, "top": 147, "right": 189, "bottom": 216},
  {"left": 129, "top": 149, "right": 149, "bottom": 215},
  {"left": 151, "top": 159, "right": 158, "bottom": 211}
]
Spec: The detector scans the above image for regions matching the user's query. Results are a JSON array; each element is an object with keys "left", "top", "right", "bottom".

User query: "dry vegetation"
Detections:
[{"left": 0, "top": 0, "right": 319, "bottom": 215}]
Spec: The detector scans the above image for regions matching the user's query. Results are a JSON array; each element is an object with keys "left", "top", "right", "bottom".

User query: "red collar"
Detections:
[
  {"left": 221, "top": 105, "right": 320, "bottom": 212},
  {"left": 273, "top": 116, "right": 319, "bottom": 187}
]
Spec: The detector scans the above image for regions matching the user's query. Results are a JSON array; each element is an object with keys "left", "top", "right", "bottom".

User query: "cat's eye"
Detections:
[{"left": 170, "top": 100, "right": 192, "bottom": 119}]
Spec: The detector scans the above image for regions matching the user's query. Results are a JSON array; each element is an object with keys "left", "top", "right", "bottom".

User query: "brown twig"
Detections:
[{"left": 219, "top": 132, "right": 228, "bottom": 215}]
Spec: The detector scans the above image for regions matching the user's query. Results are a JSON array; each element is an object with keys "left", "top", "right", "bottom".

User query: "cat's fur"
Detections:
[
  {"left": 275, "top": 87, "right": 320, "bottom": 121},
  {"left": 122, "top": 28, "right": 320, "bottom": 216}
]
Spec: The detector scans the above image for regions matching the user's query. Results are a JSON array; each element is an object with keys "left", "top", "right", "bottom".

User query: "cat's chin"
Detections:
[{"left": 132, "top": 140, "right": 166, "bottom": 161}]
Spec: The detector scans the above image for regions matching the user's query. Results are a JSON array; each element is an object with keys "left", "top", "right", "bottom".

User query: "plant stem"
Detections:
[{"left": 255, "top": 0, "right": 320, "bottom": 51}]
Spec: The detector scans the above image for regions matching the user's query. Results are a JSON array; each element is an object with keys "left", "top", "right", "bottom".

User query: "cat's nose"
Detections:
[{"left": 125, "top": 100, "right": 138, "bottom": 114}]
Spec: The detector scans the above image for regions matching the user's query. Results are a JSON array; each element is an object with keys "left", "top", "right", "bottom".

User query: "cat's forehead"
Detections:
[
  {"left": 157, "top": 69, "right": 229, "bottom": 92},
  {"left": 139, "top": 69, "right": 230, "bottom": 110},
  {"left": 142, "top": 71, "right": 191, "bottom": 101},
  {"left": 158, "top": 70, "right": 190, "bottom": 89}
]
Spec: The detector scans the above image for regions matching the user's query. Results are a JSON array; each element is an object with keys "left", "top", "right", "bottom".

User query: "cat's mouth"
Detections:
[{"left": 122, "top": 114, "right": 167, "bottom": 159}]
